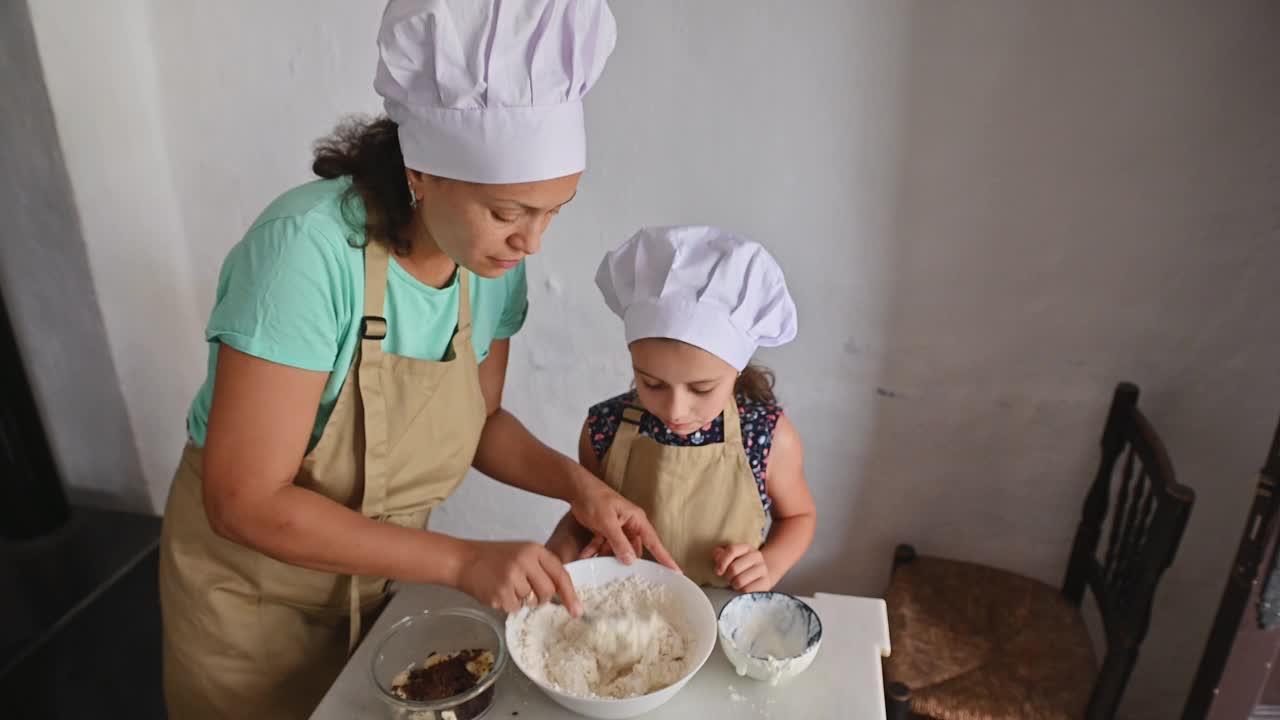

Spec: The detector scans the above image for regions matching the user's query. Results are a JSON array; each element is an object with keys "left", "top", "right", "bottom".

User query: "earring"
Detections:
[{"left": 407, "top": 179, "right": 418, "bottom": 209}]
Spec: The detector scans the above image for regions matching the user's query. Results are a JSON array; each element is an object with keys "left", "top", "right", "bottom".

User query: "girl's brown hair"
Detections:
[
  {"left": 311, "top": 116, "right": 416, "bottom": 255},
  {"left": 734, "top": 364, "right": 778, "bottom": 405}
]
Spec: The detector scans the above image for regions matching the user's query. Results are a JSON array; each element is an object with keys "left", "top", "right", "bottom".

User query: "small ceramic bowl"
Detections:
[
  {"left": 717, "top": 592, "right": 823, "bottom": 685},
  {"left": 370, "top": 607, "right": 507, "bottom": 720}
]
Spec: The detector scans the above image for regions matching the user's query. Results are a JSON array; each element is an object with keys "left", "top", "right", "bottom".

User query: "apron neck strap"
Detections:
[
  {"left": 621, "top": 404, "right": 645, "bottom": 425},
  {"left": 456, "top": 269, "right": 473, "bottom": 335},
  {"left": 359, "top": 240, "right": 392, "bottom": 365},
  {"left": 722, "top": 394, "right": 743, "bottom": 444},
  {"left": 350, "top": 238, "right": 393, "bottom": 651},
  {"left": 360, "top": 241, "right": 475, "bottom": 353},
  {"left": 602, "top": 404, "right": 645, "bottom": 492}
]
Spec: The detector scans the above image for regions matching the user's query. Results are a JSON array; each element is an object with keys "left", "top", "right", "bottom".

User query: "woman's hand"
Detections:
[
  {"left": 568, "top": 472, "right": 681, "bottom": 572},
  {"left": 469, "top": 344, "right": 674, "bottom": 576},
  {"left": 455, "top": 540, "right": 582, "bottom": 616}
]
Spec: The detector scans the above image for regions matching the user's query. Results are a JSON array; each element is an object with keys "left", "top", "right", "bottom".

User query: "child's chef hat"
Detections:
[
  {"left": 596, "top": 226, "right": 798, "bottom": 371},
  {"left": 374, "top": 0, "right": 616, "bottom": 184}
]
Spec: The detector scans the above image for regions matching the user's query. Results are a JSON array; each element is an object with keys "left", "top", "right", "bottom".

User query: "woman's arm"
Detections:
[
  {"left": 471, "top": 340, "right": 679, "bottom": 570},
  {"left": 202, "top": 344, "right": 466, "bottom": 582},
  {"left": 202, "top": 344, "right": 579, "bottom": 614},
  {"left": 714, "top": 415, "right": 816, "bottom": 591}
]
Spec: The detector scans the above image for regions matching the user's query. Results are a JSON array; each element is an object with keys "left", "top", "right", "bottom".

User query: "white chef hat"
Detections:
[
  {"left": 374, "top": 0, "right": 616, "bottom": 184},
  {"left": 596, "top": 226, "right": 798, "bottom": 371}
]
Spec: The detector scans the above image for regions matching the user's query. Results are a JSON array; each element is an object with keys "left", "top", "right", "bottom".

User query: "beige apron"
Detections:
[
  {"left": 602, "top": 397, "right": 767, "bottom": 586},
  {"left": 158, "top": 239, "right": 487, "bottom": 720}
]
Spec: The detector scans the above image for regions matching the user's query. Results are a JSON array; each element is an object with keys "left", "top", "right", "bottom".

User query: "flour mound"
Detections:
[{"left": 510, "top": 576, "right": 692, "bottom": 699}]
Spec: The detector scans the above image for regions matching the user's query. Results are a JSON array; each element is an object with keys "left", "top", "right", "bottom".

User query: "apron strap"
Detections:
[
  {"left": 348, "top": 583, "right": 362, "bottom": 652},
  {"left": 445, "top": 271, "right": 473, "bottom": 358},
  {"left": 350, "top": 239, "right": 393, "bottom": 654},
  {"left": 456, "top": 270, "right": 473, "bottom": 335},
  {"left": 347, "top": 242, "right": 476, "bottom": 654},
  {"left": 722, "top": 394, "right": 743, "bottom": 445},
  {"left": 358, "top": 240, "right": 392, "bottom": 520},
  {"left": 359, "top": 240, "right": 391, "bottom": 368},
  {"left": 603, "top": 404, "right": 645, "bottom": 493}
]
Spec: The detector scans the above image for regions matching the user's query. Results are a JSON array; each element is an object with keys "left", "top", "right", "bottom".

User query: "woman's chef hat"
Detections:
[
  {"left": 596, "top": 226, "right": 798, "bottom": 371},
  {"left": 374, "top": 0, "right": 616, "bottom": 184}
]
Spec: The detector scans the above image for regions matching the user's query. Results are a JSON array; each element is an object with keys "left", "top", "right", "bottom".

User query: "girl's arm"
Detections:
[
  {"left": 714, "top": 414, "right": 816, "bottom": 590},
  {"left": 545, "top": 421, "right": 601, "bottom": 562}
]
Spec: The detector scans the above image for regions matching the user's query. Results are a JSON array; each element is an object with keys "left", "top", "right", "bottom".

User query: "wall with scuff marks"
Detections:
[
  {"left": 28, "top": 1, "right": 1280, "bottom": 717},
  {"left": 26, "top": 1, "right": 205, "bottom": 512},
  {"left": 2, "top": 1, "right": 146, "bottom": 511}
]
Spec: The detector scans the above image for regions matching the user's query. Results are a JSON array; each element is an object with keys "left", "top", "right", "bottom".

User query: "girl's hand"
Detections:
[
  {"left": 714, "top": 544, "right": 774, "bottom": 592},
  {"left": 577, "top": 533, "right": 618, "bottom": 560},
  {"left": 545, "top": 516, "right": 586, "bottom": 565}
]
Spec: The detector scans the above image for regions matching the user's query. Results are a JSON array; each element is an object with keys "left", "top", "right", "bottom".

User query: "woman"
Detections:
[{"left": 158, "top": 2, "right": 674, "bottom": 718}]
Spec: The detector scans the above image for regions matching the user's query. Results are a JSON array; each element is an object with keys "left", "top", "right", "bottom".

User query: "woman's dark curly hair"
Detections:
[{"left": 311, "top": 116, "right": 417, "bottom": 254}]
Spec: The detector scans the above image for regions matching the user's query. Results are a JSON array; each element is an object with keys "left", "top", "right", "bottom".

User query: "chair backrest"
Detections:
[
  {"left": 1062, "top": 382, "right": 1196, "bottom": 719},
  {"left": 1181, "top": 415, "right": 1280, "bottom": 720}
]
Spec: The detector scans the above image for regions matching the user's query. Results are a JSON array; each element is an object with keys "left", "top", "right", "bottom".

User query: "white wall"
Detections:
[
  {"left": 851, "top": 4, "right": 1280, "bottom": 717},
  {"left": 2, "top": 1, "right": 147, "bottom": 514},
  {"left": 29, "top": 1, "right": 1280, "bottom": 717},
  {"left": 27, "top": 2, "right": 205, "bottom": 512},
  {"left": 29, "top": 0, "right": 384, "bottom": 511}
]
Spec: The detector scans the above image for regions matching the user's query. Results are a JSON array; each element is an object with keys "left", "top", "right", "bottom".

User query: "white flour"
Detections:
[{"left": 509, "top": 576, "right": 691, "bottom": 699}]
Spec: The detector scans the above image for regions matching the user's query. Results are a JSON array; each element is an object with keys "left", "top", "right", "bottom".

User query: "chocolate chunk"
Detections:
[{"left": 399, "top": 649, "right": 486, "bottom": 701}]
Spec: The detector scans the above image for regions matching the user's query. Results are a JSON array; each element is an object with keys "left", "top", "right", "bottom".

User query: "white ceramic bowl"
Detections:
[
  {"left": 505, "top": 558, "right": 717, "bottom": 719},
  {"left": 717, "top": 592, "right": 823, "bottom": 685}
]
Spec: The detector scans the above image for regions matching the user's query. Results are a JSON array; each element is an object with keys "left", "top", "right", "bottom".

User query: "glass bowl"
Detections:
[{"left": 370, "top": 607, "right": 507, "bottom": 720}]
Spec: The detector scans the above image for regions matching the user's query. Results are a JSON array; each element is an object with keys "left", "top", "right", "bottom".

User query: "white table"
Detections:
[{"left": 311, "top": 583, "right": 891, "bottom": 719}]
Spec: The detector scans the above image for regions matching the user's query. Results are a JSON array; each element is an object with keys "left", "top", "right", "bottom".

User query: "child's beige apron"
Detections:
[
  {"left": 158, "top": 239, "right": 487, "bottom": 720},
  {"left": 602, "top": 397, "right": 767, "bottom": 586}
]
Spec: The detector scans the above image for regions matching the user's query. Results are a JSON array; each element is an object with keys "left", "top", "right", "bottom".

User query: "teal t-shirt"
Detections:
[{"left": 186, "top": 177, "right": 528, "bottom": 450}]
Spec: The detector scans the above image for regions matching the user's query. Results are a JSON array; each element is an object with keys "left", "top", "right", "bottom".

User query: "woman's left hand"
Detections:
[{"left": 569, "top": 476, "right": 681, "bottom": 572}]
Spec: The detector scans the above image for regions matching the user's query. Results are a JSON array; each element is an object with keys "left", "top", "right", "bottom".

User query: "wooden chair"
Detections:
[{"left": 883, "top": 382, "right": 1195, "bottom": 719}]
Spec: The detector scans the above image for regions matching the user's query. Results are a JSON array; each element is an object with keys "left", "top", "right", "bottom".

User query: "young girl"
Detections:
[{"left": 547, "top": 225, "right": 817, "bottom": 591}]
